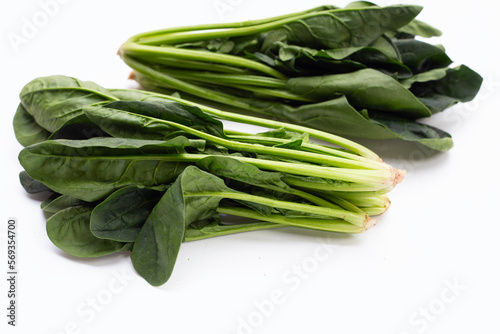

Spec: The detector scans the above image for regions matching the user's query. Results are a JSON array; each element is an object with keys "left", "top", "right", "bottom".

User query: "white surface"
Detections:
[{"left": 1, "top": 1, "right": 499, "bottom": 333}]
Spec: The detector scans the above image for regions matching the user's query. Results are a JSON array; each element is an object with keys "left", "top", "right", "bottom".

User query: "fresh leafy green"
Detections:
[
  {"left": 19, "top": 75, "right": 118, "bottom": 132},
  {"left": 13, "top": 104, "right": 51, "bottom": 147},
  {"left": 19, "top": 137, "right": 198, "bottom": 201},
  {"left": 41, "top": 193, "right": 91, "bottom": 213},
  {"left": 46, "top": 206, "right": 132, "bottom": 258},
  {"left": 19, "top": 170, "right": 52, "bottom": 194},
  {"left": 91, "top": 186, "right": 165, "bottom": 242},
  {"left": 119, "top": 2, "right": 482, "bottom": 151}
]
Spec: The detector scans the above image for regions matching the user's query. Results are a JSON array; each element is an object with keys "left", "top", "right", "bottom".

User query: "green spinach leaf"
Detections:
[
  {"left": 13, "top": 104, "right": 51, "bottom": 147},
  {"left": 18, "top": 137, "right": 198, "bottom": 201},
  {"left": 91, "top": 186, "right": 165, "bottom": 242},
  {"left": 46, "top": 206, "right": 132, "bottom": 258},
  {"left": 131, "top": 166, "right": 236, "bottom": 286}
]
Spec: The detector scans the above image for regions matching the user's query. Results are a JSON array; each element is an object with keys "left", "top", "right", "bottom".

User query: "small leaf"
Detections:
[
  {"left": 91, "top": 186, "right": 165, "bottom": 242},
  {"left": 46, "top": 206, "right": 131, "bottom": 258},
  {"left": 13, "top": 104, "right": 51, "bottom": 147},
  {"left": 19, "top": 170, "right": 52, "bottom": 194}
]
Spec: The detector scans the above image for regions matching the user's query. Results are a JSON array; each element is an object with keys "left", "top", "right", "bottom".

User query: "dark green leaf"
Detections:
[
  {"left": 18, "top": 137, "right": 198, "bottom": 201},
  {"left": 196, "top": 156, "right": 293, "bottom": 193},
  {"left": 263, "top": 5, "right": 422, "bottom": 50},
  {"left": 91, "top": 186, "right": 165, "bottom": 242},
  {"left": 49, "top": 114, "right": 109, "bottom": 140},
  {"left": 19, "top": 75, "right": 117, "bottom": 132},
  {"left": 41, "top": 193, "right": 91, "bottom": 213},
  {"left": 286, "top": 69, "right": 431, "bottom": 119},
  {"left": 19, "top": 170, "right": 52, "bottom": 194},
  {"left": 13, "top": 104, "right": 51, "bottom": 147},
  {"left": 409, "top": 65, "right": 483, "bottom": 113},
  {"left": 395, "top": 39, "right": 452, "bottom": 74},
  {"left": 46, "top": 206, "right": 132, "bottom": 258},
  {"left": 85, "top": 100, "right": 225, "bottom": 139},
  {"left": 250, "top": 96, "right": 452, "bottom": 150},
  {"left": 370, "top": 112, "right": 453, "bottom": 151},
  {"left": 131, "top": 166, "right": 235, "bottom": 286}
]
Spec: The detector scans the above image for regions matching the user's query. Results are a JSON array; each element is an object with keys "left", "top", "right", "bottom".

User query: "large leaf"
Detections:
[
  {"left": 250, "top": 96, "right": 453, "bottom": 150},
  {"left": 18, "top": 137, "right": 199, "bottom": 201},
  {"left": 344, "top": 1, "right": 442, "bottom": 37},
  {"left": 46, "top": 206, "right": 131, "bottom": 258},
  {"left": 19, "top": 76, "right": 118, "bottom": 132},
  {"left": 263, "top": 5, "right": 422, "bottom": 50},
  {"left": 84, "top": 100, "right": 225, "bottom": 140},
  {"left": 286, "top": 69, "right": 431, "bottom": 119},
  {"left": 131, "top": 166, "right": 236, "bottom": 286}
]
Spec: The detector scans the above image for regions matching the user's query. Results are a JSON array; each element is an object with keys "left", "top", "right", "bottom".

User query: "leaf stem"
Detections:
[{"left": 216, "top": 206, "right": 369, "bottom": 233}]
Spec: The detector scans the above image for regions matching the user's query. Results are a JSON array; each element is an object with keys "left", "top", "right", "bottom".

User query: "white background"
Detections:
[{"left": 1, "top": 1, "right": 499, "bottom": 333}]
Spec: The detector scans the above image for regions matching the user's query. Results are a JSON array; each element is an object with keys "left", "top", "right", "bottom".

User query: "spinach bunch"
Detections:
[
  {"left": 15, "top": 75, "right": 403, "bottom": 286},
  {"left": 118, "top": 2, "right": 482, "bottom": 151}
]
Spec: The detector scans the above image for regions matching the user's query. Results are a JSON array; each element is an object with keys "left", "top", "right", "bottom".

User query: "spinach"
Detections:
[
  {"left": 13, "top": 104, "right": 51, "bottom": 147},
  {"left": 15, "top": 75, "right": 408, "bottom": 286},
  {"left": 119, "top": 2, "right": 482, "bottom": 151},
  {"left": 46, "top": 206, "right": 132, "bottom": 258},
  {"left": 18, "top": 137, "right": 198, "bottom": 201},
  {"left": 18, "top": 75, "right": 118, "bottom": 133},
  {"left": 91, "top": 186, "right": 165, "bottom": 242},
  {"left": 19, "top": 170, "right": 52, "bottom": 194},
  {"left": 41, "top": 193, "right": 91, "bottom": 213}
]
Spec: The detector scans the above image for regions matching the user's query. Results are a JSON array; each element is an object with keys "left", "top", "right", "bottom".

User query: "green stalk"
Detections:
[
  {"left": 112, "top": 72, "right": 382, "bottom": 161},
  {"left": 121, "top": 54, "right": 253, "bottom": 110},
  {"left": 222, "top": 131, "right": 390, "bottom": 169},
  {"left": 184, "top": 221, "right": 283, "bottom": 242},
  {"left": 140, "top": 57, "right": 252, "bottom": 74},
  {"left": 185, "top": 191, "right": 367, "bottom": 226},
  {"left": 105, "top": 106, "right": 393, "bottom": 172},
  {"left": 121, "top": 44, "right": 287, "bottom": 79},
  {"left": 161, "top": 69, "right": 287, "bottom": 88},
  {"left": 217, "top": 206, "right": 369, "bottom": 233},
  {"left": 282, "top": 177, "right": 396, "bottom": 193},
  {"left": 134, "top": 9, "right": 342, "bottom": 46},
  {"left": 130, "top": 6, "right": 336, "bottom": 45}
]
